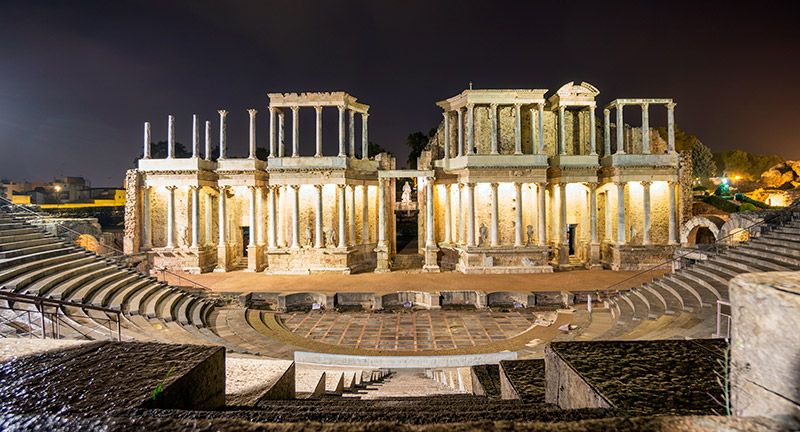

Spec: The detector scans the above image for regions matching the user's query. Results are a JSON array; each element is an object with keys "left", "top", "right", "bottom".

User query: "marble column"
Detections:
[
  {"left": 204, "top": 121, "right": 212, "bottom": 161},
  {"left": 314, "top": 106, "right": 323, "bottom": 157},
  {"left": 268, "top": 186, "right": 277, "bottom": 249},
  {"left": 640, "top": 103, "right": 650, "bottom": 154},
  {"left": 256, "top": 188, "right": 264, "bottom": 246},
  {"left": 442, "top": 112, "right": 450, "bottom": 161},
  {"left": 337, "top": 185, "right": 346, "bottom": 249},
  {"left": 615, "top": 105, "right": 625, "bottom": 154},
  {"left": 456, "top": 108, "right": 464, "bottom": 157},
  {"left": 248, "top": 109, "right": 257, "bottom": 159},
  {"left": 589, "top": 182, "right": 598, "bottom": 244},
  {"left": 192, "top": 115, "right": 200, "bottom": 158},
  {"left": 190, "top": 186, "right": 199, "bottom": 248},
  {"left": 278, "top": 111, "right": 285, "bottom": 157},
  {"left": 444, "top": 184, "right": 452, "bottom": 244},
  {"left": 204, "top": 188, "right": 213, "bottom": 246},
  {"left": 589, "top": 106, "right": 597, "bottom": 156},
  {"left": 314, "top": 185, "right": 323, "bottom": 248},
  {"left": 167, "top": 115, "right": 175, "bottom": 159},
  {"left": 457, "top": 183, "right": 464, "bottom": 244},
  {"left": 249, "top": 186, "right": 257, "bottom": 247},
  {"left": 514, "top": 103, "right": 522, "bottom": 155},
  {"left": 538, "top": 103, "right": 545, "bottom": 154},
  {"left": 668, "top": 180, "right": 678, "bottom": 245},
  {"left": 559, "top": 183, "right": 567, "bottom": 247},
  {"left": 558, "top": 106, "right": 566, "bottom": 155},
  {"left": 616, "top": 182, "right": 626, "bottom": 245},
  {"left": 291, "top": 106, "right": 300, "bottom": 157},
  {"left": 277, "top": 186, "right": 285, "bottom": 247},
  {"left": 338, "top": 106, "right": 346, "bottom": 157},
  {"left": 530, "top": 107, "right": 537, "bottom": 154},
  {"left": 667, "top": 102, "right": 676, "bottom": 153},
  {"left": 537, "top": 183, "right": 547, "bottom": 247},
  {"left": 290, "top": 185, "right": 300, "bottom": 249},
  {"left": 142, "top": 186, "right": 151, "bottom": 248},
  {"left": 269, "top": 107, "right": 276, "bottom": 157},
  {"left": 143, "top": 122, "right": 151, "bottom": 159},
  {"left": 377, "top": 179, "right": 386, "bottom": 246},
  {"left": 348, "top": 110, "right": 355, "bottom": 157},
  {"left": 490, "top": 182, "right": 499, "bottom": 247},
  {"left": 218, "top": 110, "right": 228, "bottom": 159},
  {"left": 466, "top": 183, "right": 476, "bottom": 247},
  {"left": 348, "top": 185, "right": 356, "bottom": 246},
  {"left": 490, "top": 104, "right": 499, "bottom": 154},
  {"left": 514, "top": 182, "right": 523, "bottom": 247},
  {"left": 361, "top": 185, "right": 369, "bottom": 244},
  {"left": 361, "top": 113, "right": 369, "bottom": 159},
  {"left": 425, "top": 178, "right": 435, "bottom": 247},
  {"left": 166, "top": 186, "right": 176, "bottom": 248},
  {"left": 218, "top": 187, "right": 227, "bottom": 246},
  {"left": 604, "top": 191, "right": 612, "bottom": 242},
  {"left": 603, "top": 108, "right": 611, "bottom": 156},
  {"left": 466, "top": 104, "right": 475, "bottom": 155},
  {"left": 642, "top": 181, "right": 651, "bottom": 245}
]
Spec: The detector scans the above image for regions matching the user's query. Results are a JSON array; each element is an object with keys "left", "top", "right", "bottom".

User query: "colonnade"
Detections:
[
  {"left": 441, "top": 103, "right": 546, "bottom": 158},
  {"left": 267, "top": 106, "right": 369, "bottom": 159},
  {"left": 603, "top": 100, "right": 677, "bottom": 155}
]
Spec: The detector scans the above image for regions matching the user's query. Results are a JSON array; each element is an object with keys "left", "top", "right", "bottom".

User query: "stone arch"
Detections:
[
  {"left": 719, "top": 213, "right": 763, "bottom": 245},
  {"left": 680, "top": 215, "right": 726, "bottom": 246}
]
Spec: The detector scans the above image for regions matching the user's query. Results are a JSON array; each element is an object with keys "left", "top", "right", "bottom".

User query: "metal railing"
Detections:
[
  {"left": 155, "top": 267, "right": 215, "bottom": 292},
  {"left": 714, "top": 299, "right": 732, "bottom": 339},
  {"left": 0, "top": 290, "right": 122, "bottom": 341}
]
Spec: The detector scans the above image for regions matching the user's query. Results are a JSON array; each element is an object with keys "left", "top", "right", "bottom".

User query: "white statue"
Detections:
[
  {"left": 401, "top": 181, "right": 412, "bottom": 204},
  {"left": 478, "top": 223, "right": 488, "bottom": 247}
]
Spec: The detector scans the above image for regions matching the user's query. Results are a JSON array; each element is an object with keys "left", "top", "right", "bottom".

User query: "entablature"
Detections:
[
  {"left": 436, "top": 89, "right": 548, "bottom": 111},
  {"left": 267, "top": 91, "right": 369, "bottom": 113}
]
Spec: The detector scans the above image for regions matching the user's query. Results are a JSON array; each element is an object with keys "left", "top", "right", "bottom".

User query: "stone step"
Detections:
[
  {"left": 3, "top": 255, "right": 98, "bottom": 292},
  {"left": 153, "top": 290, "right": 186, "bottom": 320},
  {"left": 725, "top": 249, "right": 796, "bottom": 271},
  {"left": 714, "top": 254, "right": 780, "bottom": 273},
  {"left": 674, "top": 271, "right": 723, "bottom": 302},
  {"left": 666, "top": 274, "right": 714, "bottom": 307},
  {"left": 0, "top": 237, "right": 59, "bottom": 252},
  {"left": 649, "top": 280, "right": 690, "bottom": 312},
  {"left": 64, "top": 271, "right": 137, "bottom": 303},
  {"left": 738, "top": 243, "right": 800, "bottom": 266},
  {"left": 40, "top": 266, "right": 119, "bottom": 298},
  {"left": 0, "top": 241, "right": 69, "bottom": 259},
  {"left": 773, "top": 225, "right": 800, "bottom": 235},
  {"left": 0, "top": 246, "right": 80, "bottom": 271},
  {"left": 630, "top": 287, "right": 665, "bottom": 319},
  {"left": 757, "top": 234, "right": 800, "bottom": 249},
  {"left": 21, "top": 261, "right": 111, "bottom": 297},
  {"left": 0, "top": 231, "right": 48, "bottom": 243},
  {"left": 642, "top": 283, "right": 678, "bottom": 315},
  {"left": 108, "top": 279, "right": 159, "bottom": 311},
  {"left": 125, "top": 282, "right": 168, "bottom": 314}
]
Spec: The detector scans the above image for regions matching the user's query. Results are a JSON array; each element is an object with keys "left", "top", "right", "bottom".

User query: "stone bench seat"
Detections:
[
  {"left": 656, "top": 278, "right": 701, "bottom": 312},
  {"left": 21, "top": 261, "right": 111, "bottom": 297},
  {"left": 141, "top": 287, "right": 179, "bottom": 318},
  {"left": 623, "top": 290, "right": 649, "bottom": 321},
  {"left": 153, "top": 290, "right": 185, "bottom": 320},
  {"left": 755, "top": 234, "right": 800, "bottom": 250},
  {"left": 41, "top": 266, "right": 119, "bottom": 299},
  {"left": 0, "top": 231, "right": 49, "bottom": 243},
  {"left": 738, "top": 243, "right": 800, "bottom": 266},
  {"left": 0, "top": 237, "right": 61, "bottom": 252},
  {"left": 688, "top": 264, "right": 732, "bottom": 287},
  {"left": 630, "top": 287, "right": 665, "bottom": 319},
  {"left": 0, "top": 250, "right": 85, "bottom": 280},
  {"left": 712, "top": 255, "right": 779, "bottom": 274},
  {"left": 173, "top": 294, "right": 198, "bottom": 324},
  {"left": 643, "top": 282, "right": 683, "bottom": 314},
  {"left": 125, "top": 282, "right": 168, "bottom": 314},
  {"left": 190, "top": 299, "right": 214, "bottom": 327},
  {"left": 107, "top": 279, "right": 159, "bottom": 310},
  {"left": 0, "top": 242, "right": 70, "bottom": 259},
  {"left": 663, "top": 275, "right": 710, "bottom": 308},
  {"left": 66, "top": 271, "right": 137, "bottom": 303},
  {"left": 671, "top": 273, "right": 721, "bottom": 303},
  {"left": 2, "top": 255, "right": 97, "bottom": 292},
  {"left": 725, "top": 249, "right": 796, "bottom": 271}
]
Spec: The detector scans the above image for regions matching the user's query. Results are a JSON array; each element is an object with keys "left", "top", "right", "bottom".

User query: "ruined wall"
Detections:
[
  {"left": 544, "top": 344, "right": 612, "bottom": 409},
  {"left": 123, "top": 169, "right": 141, "bottom": 254}
]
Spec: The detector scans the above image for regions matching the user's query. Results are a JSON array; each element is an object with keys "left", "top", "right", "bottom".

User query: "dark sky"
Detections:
[{"left": 1, "top": 1, "right": 799, "bottom": 186}]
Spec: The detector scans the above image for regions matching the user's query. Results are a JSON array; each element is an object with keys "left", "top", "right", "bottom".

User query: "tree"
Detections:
[
  {"left": 405, "top": 129, "right": 436, "bottom": 168},
  {"left": 692, "top": 140, "right": 717, "bottom": 180},
  {"left": 135, "top": 141, "right": 192, "bottom": 162},
  {"left": 368, "top": 141, "right": 391, "bottom": 157},
  {"left": 714, "top": 149, "right": 784, "bottom": 181}
]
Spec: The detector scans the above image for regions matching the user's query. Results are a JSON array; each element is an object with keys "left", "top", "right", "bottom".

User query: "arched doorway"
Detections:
[{"left": 687, "top": 226, "right": 716, "bottom": 245}]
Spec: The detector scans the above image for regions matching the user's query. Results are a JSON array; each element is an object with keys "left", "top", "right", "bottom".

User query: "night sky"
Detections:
[{"left": 1, "top": 1, "right": 799, "bottom": 186}]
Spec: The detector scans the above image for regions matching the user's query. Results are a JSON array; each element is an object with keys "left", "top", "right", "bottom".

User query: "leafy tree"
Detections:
[
  {"left": 692, "top": 140, "right": 718, "bottom": 180},
  {"left": 135, "top": 141, "right": 192, "bottom": 162},
  {"left": 368, "top": 141, "right": 392, "bottom": 157},
  {"left": 714, "top": 149, "right": 784, "bottom": 181},
  {"left": 405, "top": 129, "right": 436, "bottom": 168}
]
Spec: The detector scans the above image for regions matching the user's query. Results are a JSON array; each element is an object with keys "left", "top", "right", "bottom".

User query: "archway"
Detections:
[{"left": 680, "top": 215, "right": 725, "bottom": 246}]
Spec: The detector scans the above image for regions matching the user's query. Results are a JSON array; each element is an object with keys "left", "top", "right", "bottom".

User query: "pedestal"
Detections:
[
  {"left": 374, "top": 244, "right": 390, "bottom": 273},
  {"left": 586, "top": 242, "right": 602, "bottom": 269},
  {"left": 557, "top": 243, "right": 569, "bottom": 265},
  {"left": 246, "top": 245, "right": 266, "bottom": 272},
  {"left": 422, "top": 246, "right": 440, "bottom": 273},
  {"left": 214, "top": 244, "right": 232, "bottom": 272}
]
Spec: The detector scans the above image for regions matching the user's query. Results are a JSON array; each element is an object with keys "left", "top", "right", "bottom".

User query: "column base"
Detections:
[
  {"left": 246, "top": 245, "right": 266, "bottom": 272},
  {"left": 586, "top": 242, "right": 602, "bottom": 269},
  {"left": 374, "top": 243, "right": 390, "bottom": 273},
  {"left": 557, "top": 243, "right": 570, "bottom": 265},
  {"left": 423, "top": 246, "right": 440, "bottom": 273},
  {"left": 214, "top": 244, "right": 232, "bottom": 272}
]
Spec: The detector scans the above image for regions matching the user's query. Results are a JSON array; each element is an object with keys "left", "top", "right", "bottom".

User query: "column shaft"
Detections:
[
  {"left": 268, "top": 186, "right": 277, "bottom": 248},
  {"left": 277, "top": 186, "right": 285, "bottom": 247},
  {"left": 361, "top": 185, "right": 370, "bottom": 243},
  {"left": 338, "top": 106, "right": 345, "bottom": 157},
  {"left": 377, "top": 179, "right": 386, "bottom": 245},
  {"left": 668, "top": 181, "right": 678, "bottom": 244},
  {"left": 204, "top": 189, "right": 212, "bottom": 246},
  {"left": 642, "top": 181, "right": 651, "bottom": 245},
  {"left": 589, "top": 106, "right": 597, "bottom": 155},
  {"left": 348, "top": 185, "right": 356, "bottom": 246},
  {"left": 538, "top": 103, "right": 545, "bottom": 154},
  {"left": 490, "top": 183, "right": 499, "bottom": 246},
  {"left": 314, "top": 185, "right": 323, "bottom": 248},
  {"left": 641, "top": 103, "right": 650, "bottom": 154},
  {"left": 291, "top": 107, "right": 299, "bottom": 157},
  {"left": 314, "top": 106, "right": 323, "bottom": 157},
  {"left": 537, "top": 183, "right": 547, "bottom": 246},
  {"left": 466, "top": 183, "right": 476, "bottom": 247},
  {"left": 667, "top": 103, "right": 676, "bottom": 153},
  {"left": 466, "top": 104, "right": 474, "bottom": 154},
  {"left": 514, "top": 182, "right": 523, "bottom": 246},
  {"left": 248, "top": 109, "right": 257, "bottom": 159},
  {"left": 361, "top": 113, "right": 369, "bottom": 159},
  {"left": 166, "top": 187, "right": 175, "bottom": 248},
  {"left": 192, "top": 114, "right": 200, "bottom": 158},
  {"left": 256, "top": 187, "right": 264, "bottom": 245},
  {"left": 603, "top": 109, "right": 611, "bottom": 156},
  {"left": 442, "top": 112, "right": 450, "bottom": 161},
  {"left": 291, "top": 185, "right": 300, "bottom": 248},
  {"left": 514, "top": 104, "right": 522, "bottom": 155},
  {"left": 218, "top": 187, "right": 227, "bottom": 246},
  {"left": 616, "top": 182, "right": 626, "bottom": 244},
  {"left": 425, "top": 179, "right": 435, "bottom": 247},
  {"left": 143, "top": 122, "right": 151, "bottom": 159},
  {"left": 337, "top": 185, "right": 346, "bottom": 248},
  {"left": 615, "top": 105, "right": 625, "bottom": 154},
  {"left": 457, "top": 109, "right": 464, "bottom": 157},
  {"left": 490, "top": 104, "right": 499, "bottom": 154},
  {"left": 278, "top": 112, "right": 285, "bottom": 157},
  {"left": 559, "top": 183, "right": 567, "bottom": 246},
  {"left": 348, "top": 110, "right": 355, "bottom": 157},
  {"left": 444, "top": 184, "right": 452, "bottom": 244},
  {"left": 167, "top": 115, "right": 175, "bottom": 159},
  {"left": 558, "top": 106, "right": 566, "bottom": 155},
  {"left": 249, "top": 186, "right": 257, "bottom": 247},
  {"left": 218, "top": 110, "right": 228, "bottom": 159},
  {"left": 269, "top": 107, "right": 276, "bottom": 157},
  {"left": 142, "top": 187, "right": 151, "bottom": 248},
  {"left": 191, "top": 187, "right": 199, "bottom": 248},
  {"left": 589, "top": 183, "right": 598, "bottom": 244},
  {"left": 204, "top": 120, "right": 212, "bottom": 161}
]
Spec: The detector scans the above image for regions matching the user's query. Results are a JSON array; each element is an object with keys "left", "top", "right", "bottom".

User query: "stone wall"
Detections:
[
  {"left": 544, "top": 344, "right": 613, "bottom": 410},
  {"left": 123, "top": 169, "right": 141, "bottom": 254},
  {"left": 730, "top": 271, "right": 800, "bottom": 427}
]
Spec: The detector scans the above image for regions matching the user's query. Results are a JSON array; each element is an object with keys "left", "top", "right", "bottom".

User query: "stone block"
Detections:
[{"left": 544, "top": 344, "right": 611, "bottom": 410}]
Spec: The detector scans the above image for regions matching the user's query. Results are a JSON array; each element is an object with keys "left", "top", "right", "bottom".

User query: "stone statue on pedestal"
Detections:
[
  {"left": 325, "top": 228, "right": 337, "bottom": 248},
  {"left": 304, "top": 226, "right": 312, "bottom": 248},
  {"left": 401, "top": 181, "right": 412, "bottom": 204},
  {"left": 478, "top": 223, "right": 488, "bottom": 247},
  {"left": 526, "top": 224, "right": 534, "bottom": 246}
]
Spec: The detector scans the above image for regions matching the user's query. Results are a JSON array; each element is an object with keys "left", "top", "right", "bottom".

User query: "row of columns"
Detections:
[
  {"left": 556, "top": 105, "right": 597, "bottom": 156},
  {"left": 441, "top": 103, "right": 546, "bottom": 158},
  {"left": 603, "top": 102, "right": 676, "bottom": 155},
  {"left": 267, "top": 106, "right": 369, "bottom": 159}
]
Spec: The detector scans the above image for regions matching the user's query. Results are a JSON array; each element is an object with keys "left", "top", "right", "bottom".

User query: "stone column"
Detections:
[
  {"left": 361, "top": 185, "right": 370, "bottom": 244},
  {"left": 514, "top": 182, "right": 523, "bottom": 247},
  {"left": 558, "top": 106, "right": 566, "bottom": 155},
  {"left": 490, "top": 182, "right": 499, "bottom": 247},
  {"left": 143, "top": 122, "right": 151, "bottom": 159},
  {"left": 290, "top": 185, "right": 300, "bottom": 249},
  {"left": 457, "top": 183, "right": 464, "bottom": 244},
  {"left": 377, "top": 178, "right": 386, "bottom": 247},
  {"left": 466, "top": 183, "right": 476, "bottom": 247},
  {"left": 291, "top": 106, "right": 300, "bottom": 157},
  {"left": 218, "top": 110, "right": 228, "bottom": 159},
  {"left": 348, "top": 185, "right": 356, "bottom": 246},
  {"left": 615, "top": 105, "right": 625, "bottom": 154},
  {"left": 190, "top": 186, "right": 199, "bottom": 248},
  {"left": 204, "top": 188, "right": 213, "bottom": 246},
  {"left": 278, "top": 111, "right": 285, "bottom": 157},
  {"left": 425, "top": 178, "right": 435, "bottom": 247},
  {"left": 218, "top": 187, "right": 227, "bottom": 246},
  {"left": 248, "top": 186, "right": 257, "bottom": 247},
  {"left": 361, "top": 113, "right": 369, "bottom": 159},
  {"left": 603, "top": 108, "right": 611, "bottom": 156},
  {"left": 444, "top": 184, "right": 452, "bottom": 244},
  {"left": 191, "top": 115, "right": 200, "bottom": 158},
  {"left": 348, "top": 110, "right": 355, "bottom": 157},
  {"left": 338, "top": 106, "right": 346, "bottom": 157},
  {"left": 641, "top": 103, "right": 650, "bottom": 154},
  {"left": 257, "top": 188, "right": 264, "bottom": 246},
  {"left": 530, "top": 107, "right": 537, "bottom": 154},
  {"left": 277, "top": 186, "right": 286, "bottom": 247},
  {"left": 269, "top": 107, "right": 276, "bottom": 157},
  {"left": 616, "top": 182, "right": 626, "bottom": 245},
  {"left": 442, "top": 112, "right": 450, "bottom": 161},
  {"left": 337, "top": 184, "right": 346, "bottom": 249},
  {"left": 314, "top": 185, "right": 323, "bottom": 248},
  {"left": 538, "top": 103, "right": 545, "bottom": 154},
  {"left": 248, "top": 109, "right": 257, "bottom": 159},
  {"left": 559, "top": 183, "right": 568, "bottom": 263},
  {"left": 142, "top": 186, "right": 151, "bottom": 248},
  {"left": 466, "top": 104, "right": 475, "bottom": 155},
  {"left": 589, "top": 182, "right": 598, "bottom": 244},
  {"left": 204, "top": 120, "right": 212, "bottom": 161},
  {"left": 641, "top": 181, "right": 652, "bottom": 245},
  {"left": 490, "top": 104, "right": 499, "bottom": 155},
  {"left": 165, "top": 186, "right": 176, "bottom": 248},
  {"left": 268, "top": 186, "right": 277, "bottom": 249},
  {"left": 167, "top": 115, "right": 176, "bottom": 159},
  {"left": 514, "top": 103, "right": 522, "bottom": 155},
  {"left": 589, "top": 105, "right": 597, "bottom": 156},
  {"left": 314, "top": 106, "right": 323, "bottom": 157},
  {"left": 457, "top": 108, "right": 464, "bottom": 157},
  {"left": 667, "top": 102, "right": 676, "bottom": 153},
  {"left": 668, "top": 180, "right": 678, "bottom": 245},
  {"left": 537, "top": 183, "right": 547, "bottom": 247}
]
